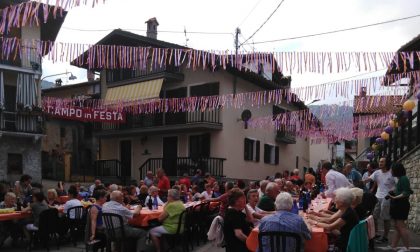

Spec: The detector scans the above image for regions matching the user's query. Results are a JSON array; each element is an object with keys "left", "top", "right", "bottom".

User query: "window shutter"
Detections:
[
  {"left": 244, "top": 138, "right": 249, "bottom": 160},
  {"left": 256, "top": 141, "right": 260, "bottom": 162},
  {"left": 264, "top": 144, "right": 270, "bottom": 164},
  {"left": 275, "top": 146, "right": 279, "bottom": 165}
]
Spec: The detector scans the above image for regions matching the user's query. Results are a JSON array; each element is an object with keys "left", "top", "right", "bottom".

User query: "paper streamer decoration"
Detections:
[{"left": 0, "top": 1, "right": 105, "bottom": 34}]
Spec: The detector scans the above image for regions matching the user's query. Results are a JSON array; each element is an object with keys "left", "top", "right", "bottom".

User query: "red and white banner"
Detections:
[{"left": 45, "top": 105, "right": 125, "bottom": 123}]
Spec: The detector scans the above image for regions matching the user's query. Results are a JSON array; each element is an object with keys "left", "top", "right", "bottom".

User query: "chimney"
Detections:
[
  {"left": 87, "top": 70, "right": 95, "bottom": 82},
  {"left": 145, "top": 17, "right": 159, "bottom": 39}
]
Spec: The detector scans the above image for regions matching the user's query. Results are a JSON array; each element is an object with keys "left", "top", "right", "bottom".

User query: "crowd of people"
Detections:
[{"left": 0, "top": 158, "right": 414, "bottom": 252}]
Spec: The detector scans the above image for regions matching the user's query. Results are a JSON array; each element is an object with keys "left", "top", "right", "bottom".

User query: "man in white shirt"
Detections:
[
  {"left": 321, "top": 162, "right": 351, "bottom": 198},
  {"left": 245, "top": 189, "right": 272, "bottom": 227},
  {"left": 363, "top": 157, "right": 395, "bottom": 243},
  {"left": 88, "top": 179, "right": 102, "bottom": 195},
  {"left": 63, "top": 186, "right": 83, "bottom": 219}
]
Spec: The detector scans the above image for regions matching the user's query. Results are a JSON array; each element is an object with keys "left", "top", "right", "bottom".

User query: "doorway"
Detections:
[
  {"left": 163, "top": 136, "right": 178, "bottom": 176},
  {"left": 120, "top": 140, "right": 132, "bottom": 177}
]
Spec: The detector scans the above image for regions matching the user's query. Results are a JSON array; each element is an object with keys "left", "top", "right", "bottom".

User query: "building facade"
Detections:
[{"left": 0, "top": 1, "right": 66, "bottom": 182}]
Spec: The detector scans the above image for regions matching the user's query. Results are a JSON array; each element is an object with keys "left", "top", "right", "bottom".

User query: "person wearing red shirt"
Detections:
[
  {"left": 289, "top": 169, "right": 301, "bottom": 181},
  {"left": 157, "top": 168, "right": 170, "bottom": 201},
  {"left": 178, "top": 173, "right": 191, "bottom": 189}
]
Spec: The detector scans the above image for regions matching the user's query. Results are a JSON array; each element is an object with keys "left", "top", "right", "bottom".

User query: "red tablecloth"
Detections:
[
  {"left": 58, "top": 196, "right": 69, "bottom": 204},
  {"left": 246, "top": 198, "right": 332, "bottom": 252},
  {"left": 0, "top": 211, "right": 31, "bottom": 221},
  {"left": 129, "top": 206, "right": 164, "bottom": 227}
]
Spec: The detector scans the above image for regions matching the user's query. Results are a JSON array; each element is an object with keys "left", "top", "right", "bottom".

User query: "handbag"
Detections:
[{"left": 148, "top": 218, "right": 162, "bottom": 228}]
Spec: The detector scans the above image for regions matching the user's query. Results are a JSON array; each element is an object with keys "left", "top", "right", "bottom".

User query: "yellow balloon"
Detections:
[
  {"left": 371, "top": 143, "right": 378, "bottom": 150},
  {"left": 389, "top": 120, "right": 398, "bottom": 128},
  {"left": 403, "top": 100, "right": 416, "bottom": 111},
  {"left": 381, "top": 132, "right": 390, "bottom": 140}
]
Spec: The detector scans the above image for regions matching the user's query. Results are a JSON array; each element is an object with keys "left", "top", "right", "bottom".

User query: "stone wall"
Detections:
[
  {"left": 399, "top": 145, "right": 420, "bottom": 234},
  {"left": 0, "top": 136, "right": 42, "bottom": 183}
]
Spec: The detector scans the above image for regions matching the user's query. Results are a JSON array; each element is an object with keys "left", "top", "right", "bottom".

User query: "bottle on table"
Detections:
[
  {"left": 16, "top": 197, "right": 22, "bottom": 211},
  {"left": 148, "top": 197, "right": 153, "bottom": 210}
]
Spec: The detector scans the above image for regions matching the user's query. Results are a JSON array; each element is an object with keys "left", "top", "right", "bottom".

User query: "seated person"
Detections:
[
  {"left": 87, "top": 189, "right": 107, "bottom": 251},
  {"left": 223, "top": 188, "right": 254, "bottom": 252},
  {"left": 22, "top": 192, "right": 49, "bottom": 236},
  {"left": 64, "top": 185, "right": 83, "bottom": 219},
  {"left": 211, "top": 183, "right": 221, "bottom": 198},
  {"left": 0, "top": 192, "right": 20, "bottom": 247},
  {"left": 137, "top": 185, "right": 149, "bottom": 206},
  {"left": 259, "top": 192, "right": 311, "bottom": 251},
  {"left": 102, "top": 191, "right": 147, "bottom": 252},
  {"left": 246, "top": 189, "right": 273, "bottom": 227},
  {"left": 200, "top": 184, "right": 213, "bottom": 200},
  {"left": 350, "top": 187, "right": 366, "bottom": 219},
  {"left": 257, "top": 182, "right": 279, "bottom": 211},
  {"left": 46, "top": 189, "right": 60, "bottom": 206},
  {"left": 149, "top": 189, "right": 186, "bottom": 252},
  {"left": 127, "top": 185, "right": 141, "bottom": 205},
  {"left": 145, "top": 186, "right": 164, "bottom": 206},
  {"left": 190, "top": 185, "right": 202, "bottom": 201},
  {"left": 308, "top": 188, "right": 359, "bottom": 251},
  {"left": 56, "top": 181, "right": 67, "bottom": 196}
]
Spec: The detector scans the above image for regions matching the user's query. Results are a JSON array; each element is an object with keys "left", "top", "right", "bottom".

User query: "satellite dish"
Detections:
[{"left": 241, "top": 110, "right": 252, "bottom": 129}]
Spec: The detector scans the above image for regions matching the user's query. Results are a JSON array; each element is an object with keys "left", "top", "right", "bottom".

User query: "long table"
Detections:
[
  {"left": 0, "top": 211, "right": 32, "bottom": 221},
  {"left": 246, "top": 198, "right": 332, "bottom": 252}
]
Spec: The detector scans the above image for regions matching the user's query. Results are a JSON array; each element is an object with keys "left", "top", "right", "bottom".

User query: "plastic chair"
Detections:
[
  {"left": 161, "top": 210, "right": 187, "bottom": 252},
  {"left": 67, "top": 205, "right": 86, "bottom": 246},
  {"left": 258, "top": 231, "right": 301, "bottom": 252},
  {"left": 28, "top": 208, "right": 60, "bottom": 252},
  {"left": 102, "top": 213, "right": 126, "bottom": 252}
]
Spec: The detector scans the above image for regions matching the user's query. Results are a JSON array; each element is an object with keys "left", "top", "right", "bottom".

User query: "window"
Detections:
[
  {"left": 189, "top": 134, "right": 210, "bottom": 159},
  {"left": 244, "top": 138, "right": 260, "bottom": 162},
  {"left": 264, "top": 144, "right": 279, "bottom": 165},
  {"left": 8, "top": 153, "right": 23, "bottom": 175}
]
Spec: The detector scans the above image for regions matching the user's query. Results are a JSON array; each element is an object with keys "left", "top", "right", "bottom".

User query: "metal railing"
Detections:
[
  {"left": 94, "top": 159, "right": 130, "bottom": 185},
  {"left": 95, "top": 109, "right": 221, "bottom": 131},
  {"left": 139, "top": 157, "right": 226, "bottom": 179},
  {"left": 0, "top": 110, "right": 42, "bottom": 134},
  {"left": 0, "top": 45, "right": 41, "bottom": 71}
]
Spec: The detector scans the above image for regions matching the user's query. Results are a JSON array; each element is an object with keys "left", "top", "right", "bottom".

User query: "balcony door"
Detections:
[
  {"left": 189, "top": 133, "right": 210, "bottom": 159},
  {"left": 165, "top": 87, "right": 187, "bottom": 125},
  {"left": 163, "top": 136, "right": 178, "bottom": 176},
  {"left": 120, "top": 140, "right": 132, "bottom": 177}
]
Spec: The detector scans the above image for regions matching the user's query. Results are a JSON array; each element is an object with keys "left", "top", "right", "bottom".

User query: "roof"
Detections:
[
  {"left": 42, "top": 80, "right": 100, "bottom": 93},
  {"left": 385, "top": 33, "right": 420, "bottom": 76},
  {"left": 353, "top": 95, "right": 404, "bottom": 114},
  {"left": 70, "top": 29, "right": 187, "bottom": 69}
]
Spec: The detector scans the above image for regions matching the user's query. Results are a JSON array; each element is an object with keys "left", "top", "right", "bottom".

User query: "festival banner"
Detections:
[{"left": 45, "top": 105, "right": 125, "bottom": 123}]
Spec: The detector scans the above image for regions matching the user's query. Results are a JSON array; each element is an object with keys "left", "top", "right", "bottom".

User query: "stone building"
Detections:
[{"left": 0, "top": 1, "right": 66, "bottom": 182}]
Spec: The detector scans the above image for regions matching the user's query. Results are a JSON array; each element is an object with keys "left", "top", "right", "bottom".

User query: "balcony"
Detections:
[
  {"left": 276, "top": 130, "right": 296, "bottom": 144},
  {"left": 95, "top": 110, "right": 222, "bottom": 137},
  {"left": 0, "top": 110, "right": 43, "bottom": 134},
  {"left": 0, "top": 45, "right": 42, "bottom": 72},
  {"left": 106, "top": 65, "right": 184, "bottom": 85}
]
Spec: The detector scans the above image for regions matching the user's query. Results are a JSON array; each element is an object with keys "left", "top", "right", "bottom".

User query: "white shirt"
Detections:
[
  {"left": 369, "top": 169, "right": 395, "bottom": 199},
  {"left": 325, "top": 169, "right": 351, "bottom": 198},
  {"left": 246, "top": 203, "right": 264, "bottom": 227},
  {"left": 201, "top": 191, "right": 213, "bottom": 200},
  {"left": 145, "top": 195, "right": 164, "bottom": 206},
  {"left": 63, "top": 199, "right": 83, "bottom": 219},
  {"left": 362, "top": 172, "right": 371, "bottom": 190}
]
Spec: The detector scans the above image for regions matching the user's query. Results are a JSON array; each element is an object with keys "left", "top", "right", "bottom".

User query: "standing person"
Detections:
[
  {"left": 362, "top": 162, "right": 377, "bottom": 192},
  {"left": 87, "top": 189, "right": 107, "bottom": 251},
  {"left": 342, "top": 163, "right": 362, "bottom": 186},
  {"left": 363, "top": 157, "right": 395, "bottom": 244},
  {"left": 321, "top": 162, "right": 351, "bottom": 198},
  {"left": 56, "top": 181, "right": 67, "bottom": 196},
  {"left": 191, "top": 169, "right": 203, "bottom": 186},
  {"left": 178, "top": 173, "right": 191, "bottom": 189},
  {"left": 14, "top": 174, "right": 32, "bottom": 200},
  {"left": 89, "top": 179, "right": 102, "bottom": 196},
  {"left": 144, "top": 171, "right": 155, "bottom": 187},
  {"left": 157, "top": 168, "right": 170, "bottom": 202},
  {"left": 206, "top": 181, "right": 234, "bottom": 217},
  {"left": 388, "top": 163, "right": 413, "bottom": 252}
]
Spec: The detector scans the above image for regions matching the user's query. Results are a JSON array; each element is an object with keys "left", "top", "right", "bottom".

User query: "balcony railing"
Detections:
[
  {"left": 95, "top": 109, "right": 221, "bottom": 131},
  {"left": 0, "top": 110, "right": 43, "bottom": 134},
  {"left": 139, "top": 157, "right": 226, "bottom": 178},
  {"left": 0, "top": 45, "right": 41, "bottom": 71}
]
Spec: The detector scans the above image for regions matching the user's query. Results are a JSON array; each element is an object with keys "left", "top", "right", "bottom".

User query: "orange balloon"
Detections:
[
  {"left": 389, "top": 120, "right": 398, "bottom": 128},
  {"left": 403, "top": 100, "right": 416, "bottom": 111},
  {"left": 381, "top": 132, "right": 390, "bottom": 140}
]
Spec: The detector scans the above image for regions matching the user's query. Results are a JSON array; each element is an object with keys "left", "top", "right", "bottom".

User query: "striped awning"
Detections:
[{"left": 105, "top": 79, "right": 163, "bottom": 104}]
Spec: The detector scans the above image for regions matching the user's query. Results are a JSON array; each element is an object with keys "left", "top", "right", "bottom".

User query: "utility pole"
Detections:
[{"left": 233, "top": 27, "right": 241, "bottom": 96}]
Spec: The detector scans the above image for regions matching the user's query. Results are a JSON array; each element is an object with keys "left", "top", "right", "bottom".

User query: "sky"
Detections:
[{"left": 42, "top": 0, "right": 420, "bottom": 101}]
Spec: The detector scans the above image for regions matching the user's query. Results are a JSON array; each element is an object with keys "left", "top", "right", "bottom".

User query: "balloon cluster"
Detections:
[{"left": 367, "top": 97, "right": 417, "bottom": 161}]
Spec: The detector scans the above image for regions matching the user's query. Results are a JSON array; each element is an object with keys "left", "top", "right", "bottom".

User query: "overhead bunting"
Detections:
[
  {"left": 0, "top": 0, "right": 105, "bottom": 34},
  {"left": 1, "top": 37, "right": 420, "bottom": 74}
]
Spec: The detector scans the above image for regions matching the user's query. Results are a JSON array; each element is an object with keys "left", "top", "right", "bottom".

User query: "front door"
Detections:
[
  {"left": 120, "top": 140, "right": 132, "bottom": 177},
  {"left": 163, "top": 136, "right": 178, "bottom": 176}
]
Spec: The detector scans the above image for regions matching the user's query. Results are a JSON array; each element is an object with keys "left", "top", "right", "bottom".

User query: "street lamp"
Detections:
[
  {"left": 306, "top": 99, "right": 320, "bottom": 106},
  {"left": 40, "top": 71, "right": 77, "bottom": 84}
]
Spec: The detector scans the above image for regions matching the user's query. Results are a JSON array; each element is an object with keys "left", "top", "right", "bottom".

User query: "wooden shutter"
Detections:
[
  {"left": 244, "top": 138, "right": 251, "bottom": 160},
  {"left": 275, "top": 146, "right": 279, "bottom": 165},
  {"left": 264, "top": 144, "right": 270, "bottom": 164},
  {"left": 256, "top": 141, "right": 260, "bottom": 162}
]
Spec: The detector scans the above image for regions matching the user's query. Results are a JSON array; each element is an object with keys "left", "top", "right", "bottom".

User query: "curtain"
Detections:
[{"left": 16, "top": 73, "right": 37, "bottom": 109}]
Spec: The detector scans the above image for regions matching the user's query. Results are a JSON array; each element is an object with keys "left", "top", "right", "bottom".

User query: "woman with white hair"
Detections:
[
  {"left": 309, "top": 188, "right": 359, "bottom": 251},
  {"left": 149, "top": 189, "right": 185, "bottom": 252}
]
